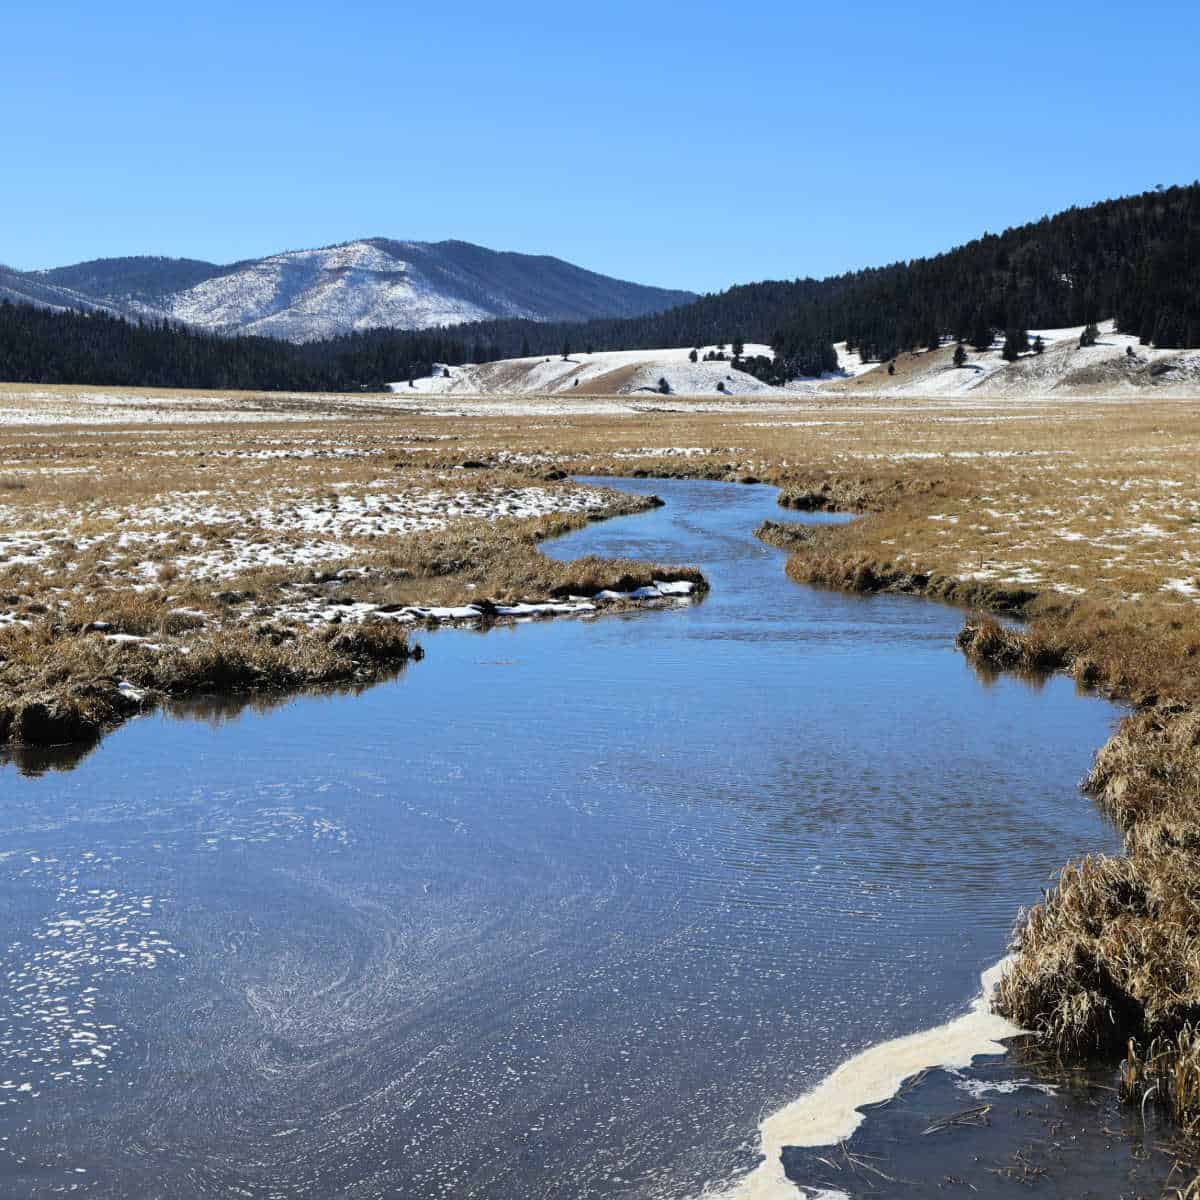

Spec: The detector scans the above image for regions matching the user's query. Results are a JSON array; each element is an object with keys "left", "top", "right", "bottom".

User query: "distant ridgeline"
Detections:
[{"left": 2, "top": 183, "right": 1197, "bottom": 390}]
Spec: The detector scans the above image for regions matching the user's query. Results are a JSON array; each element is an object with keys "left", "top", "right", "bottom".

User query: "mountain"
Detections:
[
  {"left": 40, "top": 256, "right": 227, "bottom": 308},
  {"left": 0, "top": 264, "right": 121, "bottom": 317},
  {"left": 22, "top": 240, "right": 696, "bottom": 342}
]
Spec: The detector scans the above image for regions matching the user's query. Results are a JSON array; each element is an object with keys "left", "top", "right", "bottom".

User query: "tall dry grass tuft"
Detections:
[
  {"left": 956, "top": 616, "right": 1068, "bottom": 673},
  {"left": 995, "top": 854, "right": 1200, "bottom": 1054},
  {"left": 1119, "top": 1027, "right": 1200, "bottom": 1136}
]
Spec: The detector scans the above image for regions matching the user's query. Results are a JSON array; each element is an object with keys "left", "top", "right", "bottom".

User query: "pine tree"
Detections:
[
  {"left": 1033, "top": 335, "right": 1045, "bottom": 355},
  {"left": 657, "top": 376, "right": 671, "bottom": 394},
  {"left": 971, "top": 317, "right": 993, "bottom": 352},
  {"left": 1079, "top": 323, "right": 1100, "bottom": 348},
  {"left": 689, "top": 348, "right": 698, "bottom": 363},
  {"left": 1002, "top": 325, "right": 1028, "bottom": 359},
  {"left": 953, "top": 343, "right": 968, "bottom": 368},
  {"left": 561, "top": 340, "right": 571, "bottom": 361},
  {"left": 732, "top": 336, "right": 745, "bottom": 357}
]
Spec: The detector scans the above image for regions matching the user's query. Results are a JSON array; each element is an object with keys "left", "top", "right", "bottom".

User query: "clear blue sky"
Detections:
[{"left": 5, "top": 0, "right": 1198, "bottom": 294}]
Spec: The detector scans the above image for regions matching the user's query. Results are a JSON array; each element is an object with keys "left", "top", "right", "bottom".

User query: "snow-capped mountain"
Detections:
[{"left": 22, "top": 240, "right": 695, "bottom": 342}]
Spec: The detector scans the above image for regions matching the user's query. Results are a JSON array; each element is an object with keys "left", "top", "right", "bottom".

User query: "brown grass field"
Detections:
[{"left": 3, "top": 378, "right": 1200, "bottom": 1180}]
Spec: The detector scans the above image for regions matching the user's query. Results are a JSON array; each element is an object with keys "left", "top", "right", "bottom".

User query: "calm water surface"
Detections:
[{"left": 0, "top": 478, "right": 1121, "bottom": 1199}]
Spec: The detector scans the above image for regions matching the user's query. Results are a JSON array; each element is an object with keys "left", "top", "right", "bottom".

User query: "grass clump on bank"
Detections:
[
  {"left": 955, "top": 615, "right": 1067, "bottom": 672},
  {"left": 0, "top": 618, "right": 420, "bottom": 751},
  {"left": 766, "top": 522, "right": 1037, "bottom": 612},
  {"left": 1120, "top": 1027, "right": 1200, "bottom": 1137}
]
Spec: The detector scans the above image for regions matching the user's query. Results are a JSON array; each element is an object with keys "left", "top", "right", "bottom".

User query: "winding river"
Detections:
[{"left": 0, "top": 478, "right": 1122, "bottom": 1198}]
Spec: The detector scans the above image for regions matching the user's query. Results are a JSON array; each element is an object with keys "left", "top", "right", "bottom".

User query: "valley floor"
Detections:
[
  {"left": 1, "top": 380, "right": 1195, "bottom": 613},
  {"left": 5, "top": 376, "right": 1200, "bottom": 1190}
]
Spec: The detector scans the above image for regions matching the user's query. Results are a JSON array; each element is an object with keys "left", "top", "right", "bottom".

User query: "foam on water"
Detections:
[{"left": 708, "top": 961, "right": 1019, "bottom": 1198}]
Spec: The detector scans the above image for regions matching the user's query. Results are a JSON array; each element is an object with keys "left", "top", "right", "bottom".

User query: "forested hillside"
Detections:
[
  {"left": 40, "top": 256, "right": 227, "bottom": 307},
  {"left": 774, "top": 182, "right": 1200, "bottom": 363},
  {"left": 447, "top": 183, "right": 1200, "bottom": 370},
  {"left": 2, "top": 184, "right": 1197, "bottom": 390}
]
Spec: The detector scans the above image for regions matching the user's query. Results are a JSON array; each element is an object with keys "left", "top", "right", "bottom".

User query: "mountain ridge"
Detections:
[{"left": 10, "top": 239, "right": 696, "bottom": 342}]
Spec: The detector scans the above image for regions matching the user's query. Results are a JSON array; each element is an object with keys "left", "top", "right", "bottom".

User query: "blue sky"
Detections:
[{"left": 4, "top": 0, "right": 1198, "bottom": 293}]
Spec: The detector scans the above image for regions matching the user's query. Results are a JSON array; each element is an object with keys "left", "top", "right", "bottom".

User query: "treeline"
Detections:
[
  {"left": 0, "top": 303, "right": 484, "bottom": 391},
  {"left": 0, "top": 297, "right": 838, "bottom": 391},
  {"left": 438, "top": 279, "right": 832, "bottom": 360}
]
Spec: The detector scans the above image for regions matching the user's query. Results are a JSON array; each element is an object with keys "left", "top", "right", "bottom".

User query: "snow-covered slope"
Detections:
[
  {"left": 827, "top": 322, "right": 1200, "bottom": 398},
  {"left": 392, "top": 325, "right": 1200, "bottom": 399},
  {"left": 397, "top": 344, "right": 870, "bottom": 397},
  {"left": 163, "top": 241, "right": 480, "bottom": 339},
  {"left": 24, "top": 240, "right": 696, "bottom": 343}
]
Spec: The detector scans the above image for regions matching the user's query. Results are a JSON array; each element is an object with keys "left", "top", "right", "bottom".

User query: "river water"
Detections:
[{"left": 0, "top": 478, "right": 1121, "bottom": 1199}]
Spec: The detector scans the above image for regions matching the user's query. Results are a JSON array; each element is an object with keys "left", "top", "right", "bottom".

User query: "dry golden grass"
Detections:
[{"left": 1, "top": 385, "right": 1198, "bottom": 744}]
